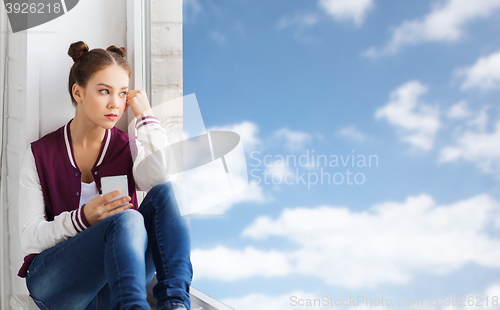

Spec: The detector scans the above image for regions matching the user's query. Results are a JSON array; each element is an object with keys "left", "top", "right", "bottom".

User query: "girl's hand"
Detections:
[
  {"left": 125, "top": 89, "right": 154, "bottom": 118},
  {"left": 83, "top": 190, "right": 133, "bottom": 226}
]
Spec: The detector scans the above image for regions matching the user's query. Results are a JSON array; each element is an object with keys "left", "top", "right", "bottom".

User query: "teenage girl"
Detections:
[{"left": 17, "top": 41, "right": 192, "bottom": 310}]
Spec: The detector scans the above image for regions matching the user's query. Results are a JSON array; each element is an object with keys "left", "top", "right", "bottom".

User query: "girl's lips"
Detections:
[{"left": 105, "top": 115, "right": 117, "bottom": 120}]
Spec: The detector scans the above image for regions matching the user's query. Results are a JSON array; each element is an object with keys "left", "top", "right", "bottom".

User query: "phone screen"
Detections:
[{"left": 101, "top": 175, "right": 129, "bottom": 209}]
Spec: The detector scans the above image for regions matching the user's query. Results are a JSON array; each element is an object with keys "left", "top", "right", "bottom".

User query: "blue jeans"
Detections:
[{"left": 25, "top": 181, "right": 193, "bottom": 310}]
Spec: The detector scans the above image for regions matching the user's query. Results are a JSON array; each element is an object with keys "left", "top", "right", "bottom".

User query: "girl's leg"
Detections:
[
  {"left": 91, "top": 231, "right": 156, "bottom": 310},
  {"left": 84, "top": 283, "right": 110, "bottom": 310},
  {"left": 26, "top": 209, "right": 151, "bottom": 310},
  {"left": 139, "top": 181, "right": 193, "bottom": 310}
]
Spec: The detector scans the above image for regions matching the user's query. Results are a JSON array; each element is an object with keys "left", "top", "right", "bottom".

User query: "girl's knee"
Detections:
[
  {"left": 104, "top": 209, "right": 147, "bottom": 256},
  {"left": 115, "top": 208, "right": 143, "bottom": 222},
  {"left": 111, "top": 209, "right": 146, "bottom": 233},
  {"left": 150, "top": 180, "right": 177, "bottom": 196},
  {"left": 152, "top": 181, "right": 186, "bottom": 215}
]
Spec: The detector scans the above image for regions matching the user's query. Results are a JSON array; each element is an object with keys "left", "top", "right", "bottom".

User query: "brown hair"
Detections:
[{"left": 67, "top": 41, "right": 131, "bottom": 107}]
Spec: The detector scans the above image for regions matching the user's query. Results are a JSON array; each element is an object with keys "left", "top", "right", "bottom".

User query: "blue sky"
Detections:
[{"left": 184, "top": 1, "right": 500, "bottom": 309}]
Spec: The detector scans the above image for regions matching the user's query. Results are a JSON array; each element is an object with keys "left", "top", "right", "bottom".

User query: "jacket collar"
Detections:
[{"left": 63, "top": 118, "right": 111, "bottom": 169}]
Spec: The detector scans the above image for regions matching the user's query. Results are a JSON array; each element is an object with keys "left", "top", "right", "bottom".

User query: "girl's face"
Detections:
[{"left": 74, "top": 64, "right": 129, "bottom": 129}]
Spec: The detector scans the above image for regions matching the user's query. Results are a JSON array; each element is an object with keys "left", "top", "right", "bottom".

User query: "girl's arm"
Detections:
[
  {"left": 131, "top": 115, "right": 178, "bottom": 192},
  {"left": 18, "top": 146, "right": 89, "bottom": 255}
]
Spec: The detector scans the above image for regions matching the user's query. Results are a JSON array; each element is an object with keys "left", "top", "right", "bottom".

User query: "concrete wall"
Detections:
[
  {"left": 151, "top": 0, "right": 183, "bottom": 105},
  {"left": 0, "top": 9, "right": 7, "bottom": 309},
  {"left": 1, "top": 8, "right": 30, "bottom": 308},
  {"left": 151, "top": 0, "right": 184, "bottom": 181},
  {"left": 0, "top": 0, "right": 183, "bottom": 308}
]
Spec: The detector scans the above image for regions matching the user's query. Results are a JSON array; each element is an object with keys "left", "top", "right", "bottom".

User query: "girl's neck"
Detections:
[{"left": 70, "top": 113, "right": 106, "bottom": 148}]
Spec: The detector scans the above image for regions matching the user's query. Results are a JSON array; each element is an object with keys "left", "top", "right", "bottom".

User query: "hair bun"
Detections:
[
  {"left": 68, "top": 41, "right": 89, "bottom": 62},
  {"left": 106, "top": 45, "right": 127, "bottom": 57}
]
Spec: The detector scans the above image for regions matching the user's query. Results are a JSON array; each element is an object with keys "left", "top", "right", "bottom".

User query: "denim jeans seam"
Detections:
[
  {"left": 28, "top": 240, "right": 69, "bottom": 275},
  {"left": 154, "top": 199, "right": 171, "bottom": 282},
  {"left": 28, "top": 220, "right": 100, "bottom": 275},
  {"left": 143, "top": 182, "right": 191, "bottom": 309},
  {"left": 26, "top": 254, "right": 40, "bottom": 276},
  {"left": 28, "top": 245, "right": 65, "bottom": 275},
  {"left": 148, "top": 183, "right": 175, "bottom": 308},
  {"left": 111, "top": 216, "right": 124, "bottom": 304},
  {"left": 29, "top": 294, "right": 51, "bottom": 310}
]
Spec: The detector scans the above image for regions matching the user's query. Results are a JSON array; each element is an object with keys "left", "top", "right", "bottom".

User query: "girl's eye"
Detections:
[{"left": 99, "top": 90, "right": 127, "bottom": 96}]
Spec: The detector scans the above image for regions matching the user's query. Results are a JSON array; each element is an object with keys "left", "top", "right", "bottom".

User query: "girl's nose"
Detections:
[{"left": 108, "top": 95, "right": 120, "bottom": 109}]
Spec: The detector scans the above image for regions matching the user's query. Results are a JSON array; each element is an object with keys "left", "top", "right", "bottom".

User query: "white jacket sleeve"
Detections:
[
  {"left": 132, "top": 115, "right": 178, "bottom": 192},
  {"left": 18, "top": 146, "right": 89, "bottom": 255}
]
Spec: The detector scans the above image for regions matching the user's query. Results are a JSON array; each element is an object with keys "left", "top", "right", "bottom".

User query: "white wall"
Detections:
[
  {"left": 1, "top": 10, "right": 30, "bottom": 309},
  {"left": 0, "top": 6, "right": 12, "bottom": 310},
  {"left": 32, "top": 1, "right": 129, "bottom": 137}
]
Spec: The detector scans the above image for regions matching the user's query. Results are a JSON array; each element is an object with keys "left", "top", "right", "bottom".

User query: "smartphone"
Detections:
[{"left": 101, "top": 175, "right": 129, "bottom": 209}]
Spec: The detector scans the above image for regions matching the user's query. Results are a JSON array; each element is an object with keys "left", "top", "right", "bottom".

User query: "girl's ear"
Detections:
[{"left": 72, "top": 84, "right": 81, "bottom": 103}]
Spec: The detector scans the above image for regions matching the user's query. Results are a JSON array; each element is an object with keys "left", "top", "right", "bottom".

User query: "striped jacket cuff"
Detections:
[
  {"left": 135, "top": 115, "right": 161, "bottom": 130},
  {"left": 70, "top": 204, "right": 90, "bottom": 232}
]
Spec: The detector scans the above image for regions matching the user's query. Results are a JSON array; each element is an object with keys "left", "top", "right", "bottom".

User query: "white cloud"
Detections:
[
  {"left": 182, "top": 121, "right": 266, "bottom": 215},
  {"left": 467, "top": 106, "right": 489, "bottom": 131},
  {"left": 484, "top": 284, "right": 500, "bottom": 307},
  {"left": 318, "top": 0, "right": 374, "bottom": 26},
  {"left": 277, "top": 0, "right": 373, "bottom": 41},
  {"left": 266, "top": 160, "right": 295, "bottom": 178},
  {"left": 209, "top": 31, "right": 227, "bottom": 44},
  {"left": 375, "top": 81, "right": 440, "bottom": 151},
  {"left": 439, "top": 118, "right": 500, "bottom": 176},
  {"left": 365, "top": 0, "right": 500, "bottom": 57},
  {"left": 447, "top": 100, "right": 471, "bottom": 119},
  {"left": 222, "top": 291, "right": 328, "bottom": 310},
  {"left": 273, "top": 127, "right": 312, "bottom": 152},
  {"left": 457, "top": 49, "right": 500, "bottom": 92},
  {"left": 193, "top": 193, "right": 500, "bottom": 289},
  {"left": 183, "top": 0, "right": 201, "bottom": 23},
  {"left": 335, "top": 124, "right": 367, "bottom": 142},
  {"left": 437, "top": 283, "right": 500, "bottom": 310},
  {"left": 202, "top": 180, "right": 271, "bottom": 214},
  {"left": 191, "top": 245, "right": 293, "bottom": 281},
  {"left": 208, "top": 121, "right": 262, "bottom": 153}
]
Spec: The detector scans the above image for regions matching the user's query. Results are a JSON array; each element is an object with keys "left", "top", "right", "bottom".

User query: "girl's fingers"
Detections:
[
  {"left": 99, "top": 190, "right": 121, "bottom": 205},
  {"left": 106, "top": 196, "right": 131, "bottom": 211},
  {"left": 107, "top": 203, "right": 133, "bottom": 217}
]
